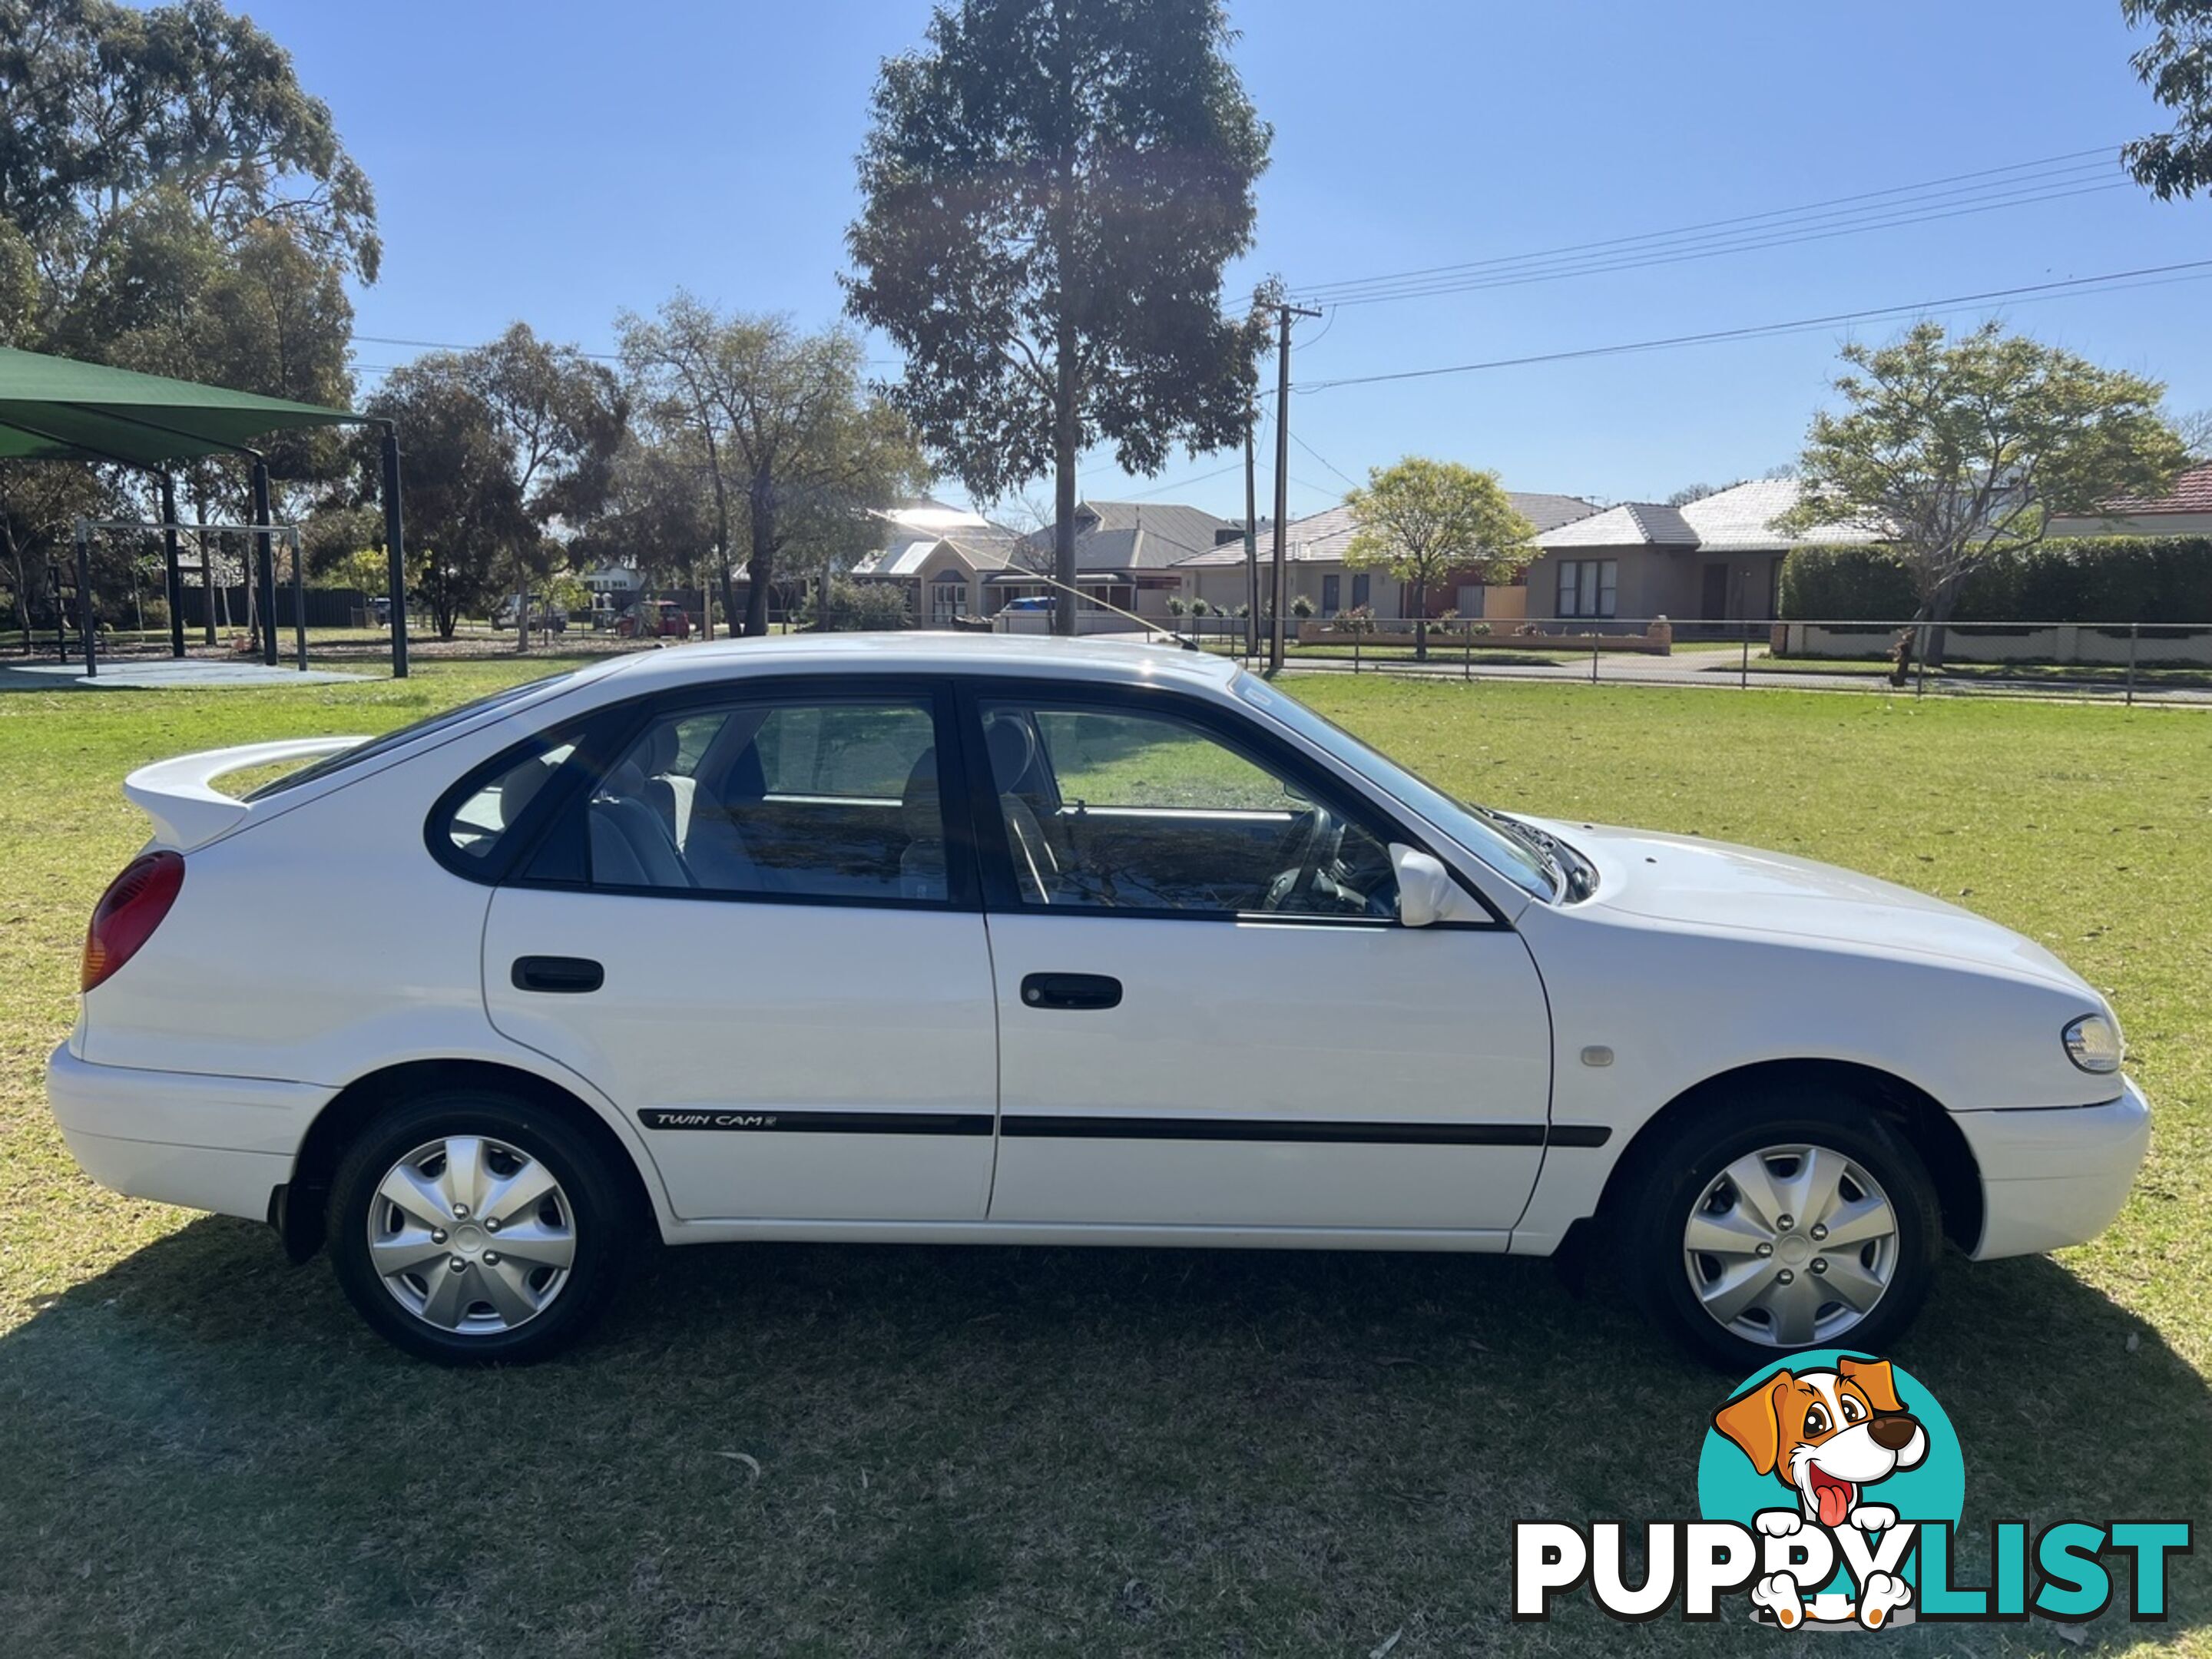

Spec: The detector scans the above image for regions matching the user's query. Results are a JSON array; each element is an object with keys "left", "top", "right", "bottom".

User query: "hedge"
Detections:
[{"left": 1779, "top": 538, "right": 2212, "bottom": 624}]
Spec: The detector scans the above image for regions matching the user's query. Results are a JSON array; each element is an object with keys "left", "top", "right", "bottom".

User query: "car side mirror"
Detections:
[{"left": 1390, "top": 843, "right": 1469, "bottom": 928}]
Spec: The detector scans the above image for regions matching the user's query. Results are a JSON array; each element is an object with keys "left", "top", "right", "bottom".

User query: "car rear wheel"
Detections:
[
  {"left": 328, "top": 1090, "right": 637, "bottom": 1365},
  {"left": 1624, "top": 1088, "right": 1942, "bottom": 1371}
]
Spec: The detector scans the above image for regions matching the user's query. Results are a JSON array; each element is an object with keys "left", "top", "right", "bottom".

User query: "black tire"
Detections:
[
  {"left": 1623, "top": 1087, "right": 1942, "bottom": 1373},
  {"left": 327, "top": 1088, "right": 638, "bottom": 1366}
]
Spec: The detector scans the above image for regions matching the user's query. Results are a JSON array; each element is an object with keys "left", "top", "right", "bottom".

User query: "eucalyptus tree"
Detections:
[
  {"left": 620, "top": 296, "right": 925, "bottom": 637},
  {"left": 846, "top": 0, "right": 1272, "bottom": 634}
]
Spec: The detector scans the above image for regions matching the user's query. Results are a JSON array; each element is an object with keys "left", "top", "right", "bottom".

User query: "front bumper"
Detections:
[
  {"left": 1956, "top": 1077, "right": 2151, "bottom": 1260},
  {"left": 45, "top": 1044, "right": 330, "bottom": 1223}
]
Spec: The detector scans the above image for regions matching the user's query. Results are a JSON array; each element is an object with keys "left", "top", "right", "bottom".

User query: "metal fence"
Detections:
[{"left": 1182, "top": 617, "right": 2212, "bottom": 707}]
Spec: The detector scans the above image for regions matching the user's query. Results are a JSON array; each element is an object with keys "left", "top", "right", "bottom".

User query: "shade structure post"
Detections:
[
  {"left": 159, "top": 472, "right": 185, "bottom": 657},
  {"left": 381, "top": 424, "right": 409, "bottom": 679},
  {"left": 75, "top": 517, "right": 94, "bottom": 679},
  {"left": 291, "top": 531, "right": 307, "bottom": 671},
  {"left": 250, "top": 459, "right": 276, "bottom": 665}
]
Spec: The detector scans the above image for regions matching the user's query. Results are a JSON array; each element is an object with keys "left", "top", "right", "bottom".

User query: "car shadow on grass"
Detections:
[{"left": 0, "top": 1220, "right": 2203, "bottom": 1657}]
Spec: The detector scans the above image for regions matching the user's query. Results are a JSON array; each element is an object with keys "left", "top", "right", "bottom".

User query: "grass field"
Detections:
[{"left": 1, "top": 661, "right": 2207, "bottom": 1656}]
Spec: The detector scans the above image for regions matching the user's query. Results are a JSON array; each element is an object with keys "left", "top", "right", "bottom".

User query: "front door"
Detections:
[
  {"left": 1701, "top": 561, "right": 1730, "bottom": 622},
  {"left": 477, "top": 682, "right": 998, "bottom": 1222},
  {"left": 961, "top": 687, "right": 1553, "bottom": 1235}
]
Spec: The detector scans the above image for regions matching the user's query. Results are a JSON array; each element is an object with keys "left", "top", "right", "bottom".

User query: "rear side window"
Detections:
[
  {"left": 442, "top": 741, "right": 577, "bottom": 863},
  {"left": 248, "top": 671, "right": 580, "bottom": 801},
  {"left": 580, "top": 697, "right": 950, "bottom": 904}
]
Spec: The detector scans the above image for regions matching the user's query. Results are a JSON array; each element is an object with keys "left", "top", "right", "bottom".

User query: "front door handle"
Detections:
[
  {"left": 1020, "top": 972, "right": 1121, "bottom": 1011},
  {"left": 512, "top": 955, "right": 604, "bottom": 994}
]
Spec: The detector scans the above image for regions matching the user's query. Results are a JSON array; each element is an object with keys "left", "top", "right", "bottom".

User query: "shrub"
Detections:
[
  {"left": 1290, "top": 594, "right": 1315, "bottom": 619},
  {"left": 796, "top": 575, "right": 912, "bottom": 631},
  {"left": 1780, "top": 538, "right": 2212, "bottom": 622}
]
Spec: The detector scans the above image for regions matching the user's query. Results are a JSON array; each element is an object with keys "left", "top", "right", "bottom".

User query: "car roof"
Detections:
[{"left": 589, "top": 631, "right": 1243, "bottom": 696}]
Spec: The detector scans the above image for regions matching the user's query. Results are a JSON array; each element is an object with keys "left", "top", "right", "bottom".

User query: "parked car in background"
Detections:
[
  {"left": 48, "top": 637, "right": 2147, "bottom": 1367},
  {"left": 495, "top": 597, "right": 568, "bottom": 634},
  {"left": 617, "top": 599, "right": 693, "bottom": 640}
]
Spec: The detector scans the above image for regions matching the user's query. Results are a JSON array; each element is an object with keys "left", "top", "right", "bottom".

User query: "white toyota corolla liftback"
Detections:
[{"left": 50, "top": 637, "right": 2149, "bottom": 1366}]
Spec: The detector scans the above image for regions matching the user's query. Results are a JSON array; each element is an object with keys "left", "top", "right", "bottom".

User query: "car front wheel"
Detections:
[
  {"left": 327, "top": 1090, "right": 637, "bottom": 1365},
  {"left": 1624, "top": 1090, "right": 1942, "bottom": 1371}
]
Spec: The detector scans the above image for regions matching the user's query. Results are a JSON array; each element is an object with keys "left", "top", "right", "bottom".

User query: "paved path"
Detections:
[{"left": 0, "top": 657, "right": 365, "bottom": 690}]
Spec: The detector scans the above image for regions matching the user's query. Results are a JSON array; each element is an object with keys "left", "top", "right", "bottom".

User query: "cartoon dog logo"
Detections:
[{"left": 1711, "top": 1356, "right": 1929, "bottom": 1629}]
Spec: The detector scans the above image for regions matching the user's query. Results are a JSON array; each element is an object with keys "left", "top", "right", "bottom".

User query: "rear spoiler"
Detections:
[{"left": 124, "top": 736, "right": 369, "bottom": 851}]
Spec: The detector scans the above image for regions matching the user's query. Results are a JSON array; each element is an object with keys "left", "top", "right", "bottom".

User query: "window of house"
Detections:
[
  {"left": 580, "top": 698, "right": 949, "bottom": 903},
  {"left": 978, "top": 701, "right": 1400, "bottom": 920},
  {"left": 930, "top": 575, "right": 968, "bottom": 621},
  {"left": 1321, "top": 573, "right": 1341, "bottom": 617},
  {"left": 1555, "top": 559, "right": 1619, "bottom": 619}
]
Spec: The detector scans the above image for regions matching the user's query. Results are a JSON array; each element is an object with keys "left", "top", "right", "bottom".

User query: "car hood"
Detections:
[{"left": 1527, "top": 818, "right": 2094, "bottom": 994}]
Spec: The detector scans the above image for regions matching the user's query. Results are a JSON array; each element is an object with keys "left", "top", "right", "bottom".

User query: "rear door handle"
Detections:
[
  {"left": 1020, "top": 972, "right": 1121, "bottom": 1012},
  {"left": 512, "top": 955, "right": 604, "bottom": 994}
]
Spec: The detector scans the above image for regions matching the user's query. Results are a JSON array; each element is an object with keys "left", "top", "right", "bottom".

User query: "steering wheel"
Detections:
[{"left": 1262, "top": 803, "right": 1345, "bottom": 912}]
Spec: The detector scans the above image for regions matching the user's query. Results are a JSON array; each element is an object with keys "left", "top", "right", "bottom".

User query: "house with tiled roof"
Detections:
[
  {"left": 1528, "top": 478, "right": 1882, "bottom": 628},
  {"left": 1003, "top": 499, "right": 1246, "bottom": 622},
  {"left": 2045, "top": 460, "right": 2212, "bottom": 538},
  {"left": 1174, "top": 491, "right": 1598, "bottom": 621},
  {"left": 849, "top": 498, "right": 1025, "bottom": 624}
]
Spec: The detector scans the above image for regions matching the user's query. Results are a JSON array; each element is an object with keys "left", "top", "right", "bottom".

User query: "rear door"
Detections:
[
  {"left": 469, "top": 677, "right": 1000, "bottom": 1223},
  {"left": 959, "top": 682, "right": 1555, "bottom": 1235}
]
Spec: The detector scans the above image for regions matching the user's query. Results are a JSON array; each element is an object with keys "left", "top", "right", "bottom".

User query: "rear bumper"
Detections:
[
  {"left": 46, "top": 1044, "right": 329, "bottom": 1222},
  {"left": 1958, "top": 1078, "right": 2151, "bottom": 1260}
]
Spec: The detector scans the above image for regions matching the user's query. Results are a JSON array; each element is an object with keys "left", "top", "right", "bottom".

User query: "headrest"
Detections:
[
  {"left": 498, "top": 753, "right": 555, "bottom": 829},
  {"left": 639, "top": 720, "right": 679, "bottom": 777},
  {"left": 902, "top": 747, "right": 940, "bottom": 835},
  {"left": 984, "top": 714, "right": 1036, "bottom": 789}
]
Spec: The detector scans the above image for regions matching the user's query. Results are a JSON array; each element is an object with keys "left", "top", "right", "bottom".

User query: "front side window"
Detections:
[
  {"left": 977, "top": 700, "right": 1399, "bottom": 919},
  {"left": 1233, "top": 676, "right": 1555, "bottom": 901},
  {"left": 581, "top": 697, "right": 949, "bottom": 903}
]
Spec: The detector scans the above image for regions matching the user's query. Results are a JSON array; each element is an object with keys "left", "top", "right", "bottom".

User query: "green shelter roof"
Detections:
[{"left": 0, "top": 345, "right": 366, "bottom": 468}]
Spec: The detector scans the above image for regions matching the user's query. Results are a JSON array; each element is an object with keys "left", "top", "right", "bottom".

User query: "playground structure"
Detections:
[
  {"left": 64, "top": 515, "right": 310, "bottom": 679},
  {"left": 1, "top": 346, "right": 412, "bottom": 677}
]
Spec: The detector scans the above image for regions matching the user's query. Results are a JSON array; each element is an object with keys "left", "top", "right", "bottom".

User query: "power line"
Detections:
[
  {"left": 1299, "top": 172, "right": 2129, "bottom": 309},
  {"left": 1295, "top": 144, "right": 2127, "bottom": 305},
  {"left": 1121, "top": 458, "right": 1247, "bottom": 499},
  {"left": 1310, "top": 180, "right": 2128, "bottom": 307},
  {"left": 1297, "top": 258, "right": 2212, "bottom": 393},
  {"left": 1288, "top": 428, "right": 1362, "bottom": 492}
]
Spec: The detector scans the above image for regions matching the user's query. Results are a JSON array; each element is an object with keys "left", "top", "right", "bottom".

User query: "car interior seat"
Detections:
[
  {"left": 897, "top": 748, "right": 948, "bottom": 902},
  {"left": 984, "top": 714, "right": 1063, "bottom": 903}
]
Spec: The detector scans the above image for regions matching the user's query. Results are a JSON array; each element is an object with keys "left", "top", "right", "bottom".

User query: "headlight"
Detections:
[{"left": 2063, "top": 1013, "right": 2124, "bottom": 1074}]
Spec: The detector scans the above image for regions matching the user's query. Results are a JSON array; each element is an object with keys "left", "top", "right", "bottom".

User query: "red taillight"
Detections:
[{"left": 81, "top": 851, "right": 184, "bottom": 993}]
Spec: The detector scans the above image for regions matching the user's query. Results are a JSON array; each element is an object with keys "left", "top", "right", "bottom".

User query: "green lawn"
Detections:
[{"left": 1, "top": 664, "right": 2206, "bottom": 1656}]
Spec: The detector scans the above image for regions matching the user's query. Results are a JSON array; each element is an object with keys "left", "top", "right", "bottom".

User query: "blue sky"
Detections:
[{"left": 257, "top": 0, "right": 2210, "bottom": 522}]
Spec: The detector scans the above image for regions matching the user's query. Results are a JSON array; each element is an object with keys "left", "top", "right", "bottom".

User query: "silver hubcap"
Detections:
[
  {"left": 369, "top": 1136, "right": 576, "bottom": 1335},
  {"left": 1683, "top": 1143, "right": 1899, "bottom": 1348}
]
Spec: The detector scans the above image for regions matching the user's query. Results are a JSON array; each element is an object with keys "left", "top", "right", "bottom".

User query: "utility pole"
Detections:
[
  {"left": 1269, "top": 302, "right": 1322, "bottom": 674},
  {"left": 1243, "top": 405, "right": 1259, "bottom": 660}
]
